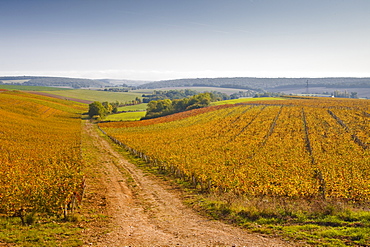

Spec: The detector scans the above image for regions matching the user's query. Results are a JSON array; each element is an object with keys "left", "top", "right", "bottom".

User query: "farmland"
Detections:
[
  {"left": 104, "top": 110, "right": 146, "bottom": 121},
  {"left": 99, "top": 96, "right": 370, "bottom": 245},
  {"left": 210, "top": 96, "right": 284, "bottom": 105},
  {"left": 100, "top": 97, "right": 370, "bottom": 201},
  {"left": 1, "top": 89, "right": 370, "bottom": 246},
  {"left": 0, "top": 90, "right": 86, "bottom": 220},
  {"left": 40, "top": 89, "right": 143, "bottom": 103},
  {"left": 0, "top": 84, "right": 72, "bottom": 91}
]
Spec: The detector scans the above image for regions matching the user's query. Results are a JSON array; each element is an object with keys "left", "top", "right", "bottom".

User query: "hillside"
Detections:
[
  {"left": 99, "top": 97, "right": 370, "bottom": 245},
  {"left": 1, "top": 91, "right": 369, "bottom": 246},
  {"left": 139, "top": 77, "right": 370, "bottom": 97},
  {"left": 0, "top": 76, "right": 111, "bottom": 88},
  {"left": 100, "top": 97, "right": 370, "bottom": 200},
  {"left": 0, "top": 91, "right": 291, "bottom": 246},
  {"left": 0, "top": 91, "right": 85, "bottom": 226},
  {"left": 139, "top": 77, "right": 370, "bottom": 90}
]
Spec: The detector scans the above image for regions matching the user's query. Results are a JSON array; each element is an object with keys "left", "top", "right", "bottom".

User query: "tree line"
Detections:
[
  {"left": 142, "top": 92, "right": 221, "bottom": 119},
  {"left": 141, "top": 89, "right": 230, "bottom": 102}
]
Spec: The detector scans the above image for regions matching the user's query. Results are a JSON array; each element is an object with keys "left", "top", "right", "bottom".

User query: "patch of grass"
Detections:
[
  {"left": 0, "top": 216, "right": 82, "bottom": 247},
  {"left": 195, "top": 195, "right": 370, "bottom": 246},
  {"left": 118, "top": 103, "right": 147, "bottom": 111},
  {"left": 105, "top": 111, "right": 146, "bottom": 121}
]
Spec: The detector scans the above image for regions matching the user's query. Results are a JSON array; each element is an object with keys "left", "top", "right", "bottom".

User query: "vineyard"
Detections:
[
  {"left": 0, "top": 90, "right": 86, "bottom": 222},
  {"left": 100, "top": 97, "right": 370, "bottom": 201}
]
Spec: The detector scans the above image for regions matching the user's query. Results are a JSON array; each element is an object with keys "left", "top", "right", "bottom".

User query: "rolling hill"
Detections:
[{"left": 0, "top": 76, "right": 111, "bottom": 88}]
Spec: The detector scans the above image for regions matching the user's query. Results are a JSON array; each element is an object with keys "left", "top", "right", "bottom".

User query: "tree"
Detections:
[
  {"left": 185, "top": 93, "right": 211, "bottom": 110},
  {"left": 102, "top": 102, "right": 113, "bottom": 114},
  {"left": 172, "top": 98, "right": 189, "bottom": 112},
  {"left": 111, "top": 101, "right": 119, "bottom": 113},
  {"left": 145, "top": 99, "right": 173, "bottom": 119},
  {"left": 350, "top": 92, "right": 358, "bottom": 98},
  {"left": 88, "top": 101, "right": 107, "bottom": 118}
]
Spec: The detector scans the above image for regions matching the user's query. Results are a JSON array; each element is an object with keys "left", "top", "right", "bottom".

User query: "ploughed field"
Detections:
[{"left": 100, "top": 97, "right": 370, "bottom": 201}]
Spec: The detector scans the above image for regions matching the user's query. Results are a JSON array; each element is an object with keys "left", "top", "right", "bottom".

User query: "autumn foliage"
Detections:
[
  {"left": 100, "top": 97, "right": 370, "bottom": 201},
  {"left": 0, "top": 91, "right": 86, "bottom": 220}
]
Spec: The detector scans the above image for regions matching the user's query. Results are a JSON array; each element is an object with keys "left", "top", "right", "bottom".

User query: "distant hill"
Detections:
[
  {"left": 100, "top": 79, "right": 151, "bottom": 86},
  {"left": 138, "top": 77, "right": 370, "bottom": 90},
  {"left": 0, "top": 76, "right": 111, "bottom": 88}
]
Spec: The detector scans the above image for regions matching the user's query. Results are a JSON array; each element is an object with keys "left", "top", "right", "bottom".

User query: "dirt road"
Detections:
[{"left": 82, "top": 122, "right": 294, "bottom": 246}]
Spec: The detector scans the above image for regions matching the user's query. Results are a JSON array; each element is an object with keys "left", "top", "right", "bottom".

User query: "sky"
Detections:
[{"left": 1, "top": 0, "right": 369, "bottom": 81}]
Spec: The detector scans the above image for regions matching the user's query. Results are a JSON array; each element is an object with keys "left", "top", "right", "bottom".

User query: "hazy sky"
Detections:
[{"left": 1, "top": 0, "right": 369, "bottom": 81}]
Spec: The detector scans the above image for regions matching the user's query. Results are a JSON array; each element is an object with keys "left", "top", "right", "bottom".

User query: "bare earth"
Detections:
[{"left": 81, "top": 122, "right": 295, "bottom": 247}]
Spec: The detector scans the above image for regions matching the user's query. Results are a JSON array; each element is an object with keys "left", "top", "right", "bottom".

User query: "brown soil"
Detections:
[{"left": 80, "top": 121, "right": 296, "bottom": 246}]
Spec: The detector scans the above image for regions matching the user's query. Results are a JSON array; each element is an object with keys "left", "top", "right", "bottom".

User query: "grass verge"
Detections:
[
  {"left": 0, "top": 216, "right": 82, "bottom": 247},
  {"left": 186, "top": 193, "right": 370, "bottom": 246}
]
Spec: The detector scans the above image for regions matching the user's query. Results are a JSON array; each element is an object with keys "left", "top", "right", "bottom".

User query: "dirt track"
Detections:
[{"left": 82, "top": 122, "right": 295, "bottom": 246}]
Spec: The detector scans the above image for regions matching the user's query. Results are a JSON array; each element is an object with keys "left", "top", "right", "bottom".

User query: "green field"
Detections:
[
  {"left": 118, "top": 103, "right": 148, "bottom": 111},
  {"left": 104, "top": 111, "right": 146, "bottom": 121},
  {"left": 40, "top": 89, "right": 143, "bottom": 103},
  {"left": 0, "top": 85, "right": 72, "bottom": 91},
  {"left": 102, "top": 104, "right": 148, "bottom": 121}
]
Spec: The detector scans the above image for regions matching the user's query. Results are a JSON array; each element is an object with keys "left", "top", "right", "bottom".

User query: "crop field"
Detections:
[
  {"left": 42, "top": 89, "right": 143, "bottom": 103},
  {"left": 0, "top": 91, "right": 86, "bottom": 220},
  {"left": 103, "top": 103, "right": 148, "bottom": 121},
  {"left": 104, "top": 111, "right": 146, "bottom": 121},
  {"left": 117, "top": 103, "right": 148, "bottom": 112},
  {"left": 0, "top": 85, "right": 72, "bottom": 91},
  {"left": 100, "top": 97, "right": 370, "bottom": 201},
  {"left": 210, "top": 97, "right": 284, "bottom": 105}
]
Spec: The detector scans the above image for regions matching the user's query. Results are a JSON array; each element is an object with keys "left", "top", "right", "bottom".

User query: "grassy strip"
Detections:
[
  {"left": 104, "top": 111, "right": 146, "bottom": 121},
  {"left": 0, "top": 217, "right": 82, "bottom": 247},
  {"left": 117, "top": 103, "right": 147, "bottom": 111},
  {"left": 186, "top": 194, "right": 370, "bottom": 246},
  {"left": 78, "top": 121, "right": 114, "bottom": 244},
  {"left": 101, "top": 129, "right": 370, "bottom": 246}
]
